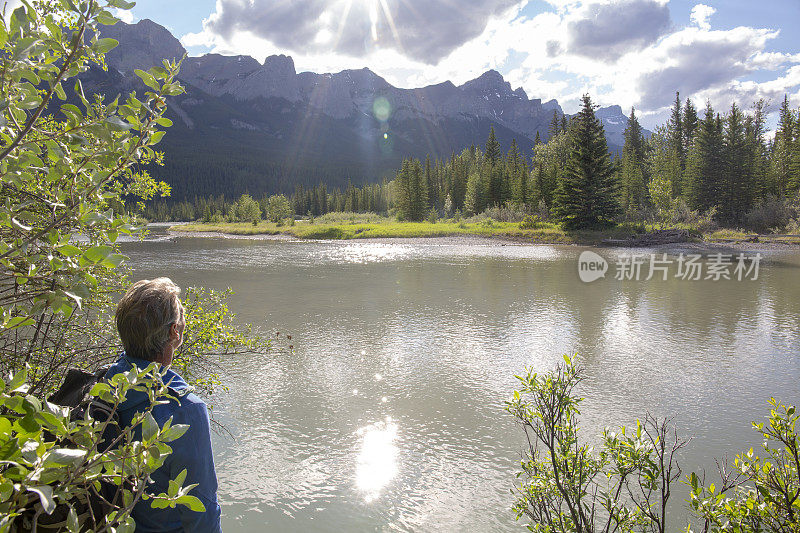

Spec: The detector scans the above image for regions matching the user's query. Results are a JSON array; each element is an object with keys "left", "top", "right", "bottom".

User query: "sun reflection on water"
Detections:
[{"left": 355, "top": 417, "right": 398, "bottom": 503}]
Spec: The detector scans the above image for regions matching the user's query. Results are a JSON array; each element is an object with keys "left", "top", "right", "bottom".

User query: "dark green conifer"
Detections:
[{"left": 553, "top": 94, "right": 621, "bottom": 229}]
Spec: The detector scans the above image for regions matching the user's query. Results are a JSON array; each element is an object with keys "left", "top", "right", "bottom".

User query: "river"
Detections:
[{"left": 121, "top": 230, "right": 800, "bottom": 532}]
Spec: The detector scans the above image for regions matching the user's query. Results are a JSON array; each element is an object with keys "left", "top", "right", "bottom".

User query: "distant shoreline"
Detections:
[{"left": 166, "top": 221, "right": 800, "bottom": 251}]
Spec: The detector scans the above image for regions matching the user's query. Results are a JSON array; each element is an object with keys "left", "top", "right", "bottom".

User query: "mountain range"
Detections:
[{"left": 82, "top": 19, "right": 639, "bottom": 200}]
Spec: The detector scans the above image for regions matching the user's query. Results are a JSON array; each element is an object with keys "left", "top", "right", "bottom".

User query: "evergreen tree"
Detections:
[
  {"left": 508, "top": 139, "right": 528, "bottom": 206},
  {"left": 667, "top": 92, "right": 686, "bottom": 196},
  {"left": 465, "top": 164, "right": 489, "bottom": 215},
  {"left": 411, "top": 158, "right": 429, "bottom": 220},
  {"left": 772, "top": 95, "right": 795, "bottom": 196},
  {"left": 553, "top": 95, "right": 621, "bottom": 229},
  {"left": 683, "top": 97, "right": 699, "bottom": 152},
  {"left": 791, "top": 115, "right": 800, "bottom": 197},
  {"left": 485, "top": 127, "right": 502, "bottom": 166},
  {"left": 620, "top": 107, "right": 649, "bottom": 210},
  {"left": 395, "top": 160, "right": 413, "bottom": 220},
  {"left": 686, "top": 102, "right": 724, "bottom": 213},
  {"left": 548, "top": 110, "right": 560, "bottom": 141},
  {"left": 718, "top": 103, "right": 755, "bottom": 224}
]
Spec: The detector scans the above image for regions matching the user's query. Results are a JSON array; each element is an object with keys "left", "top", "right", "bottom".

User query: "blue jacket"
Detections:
[{"left": 105, "top": 354, "right": 222, "bottom": 533}]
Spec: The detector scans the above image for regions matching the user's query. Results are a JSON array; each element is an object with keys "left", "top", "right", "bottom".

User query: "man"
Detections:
[{"left": 106, "top": 277, "right": 222, "bottom": 532}]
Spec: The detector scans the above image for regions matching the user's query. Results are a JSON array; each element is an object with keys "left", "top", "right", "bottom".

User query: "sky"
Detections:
[{"left": 113, "top": 0, "right": 798, "bottom": 130}]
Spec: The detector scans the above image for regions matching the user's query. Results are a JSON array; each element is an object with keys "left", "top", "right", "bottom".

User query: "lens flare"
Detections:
[{"left": 372, "top": 97, "right": 391, "bottom": 122}]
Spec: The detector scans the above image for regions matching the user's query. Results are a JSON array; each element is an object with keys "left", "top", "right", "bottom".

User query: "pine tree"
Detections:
[
  {"left": 553, "top": 94, "right": 621, "bottom": 229},
  {"left": 772, "top": 95, "right": 795, "bottom": 196},
  {"left": 465, "top": 164, "right": 489, "bottom": 215},
  {"left": 683, "top": 97, "right": 699, "bottom": 151},
  {"left": 791, "top": 112, "right": 800, "bottom": 197},
  {"left": 395, "top": 160, "right": 413, "bottom": 220},
  {"left": 620, "top": 108, "right": 649, "bottom": 210},
  {"left": 534, "top": 131, "right": 541, "bottom": 145},
  {"left": 746, "top": 100, "right": 769, "bottom": 201},
  {"left": 548, "top": 110, "right": 560, "bottom": 141},
  {"left": 667, "top": 92, "right": 686, "bottom": 196},
  {"left": 686, "top": 102, "right": 724, "bottom": 213},
  {"left": 485, "top": 127, "right": 502, "bottom": 166},
  {"left": 411, "top": 158, "right": 428, "bottom": 220},
  {"left": 508, "top": 139, "right": 528, "bottom": 206},
  {"left": 719, "top": 103, "right": 753, "bottom": 224}
]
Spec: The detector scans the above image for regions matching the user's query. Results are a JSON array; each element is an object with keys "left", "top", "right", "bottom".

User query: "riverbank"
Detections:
[{"left": 168, "top": 220, "right": 800, "bottom": 247}]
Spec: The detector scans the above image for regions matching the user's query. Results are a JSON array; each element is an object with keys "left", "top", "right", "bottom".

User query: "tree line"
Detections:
[{"left": 143, "top": 92, "right": 800, "bottom": 231}]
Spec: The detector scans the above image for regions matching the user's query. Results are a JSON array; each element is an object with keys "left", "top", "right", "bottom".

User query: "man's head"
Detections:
[{"left": 116, "top": 277, "right": 185, "bottom": 364}]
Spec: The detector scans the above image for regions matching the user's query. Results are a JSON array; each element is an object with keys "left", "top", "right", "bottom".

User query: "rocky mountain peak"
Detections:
[
  {"left": 460, "top": 69, "right": 513, "bottom": 97},
  {"left": 100, "top": 18, "right": 185, "bottom": 74},
  {"left": 263, "top": 54, "right": 296, "bottom": 77}
]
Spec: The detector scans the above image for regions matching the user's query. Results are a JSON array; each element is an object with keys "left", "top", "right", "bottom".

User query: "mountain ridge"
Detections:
[{"left": 89, "top": 19, "right": 640, "bottom": 200}]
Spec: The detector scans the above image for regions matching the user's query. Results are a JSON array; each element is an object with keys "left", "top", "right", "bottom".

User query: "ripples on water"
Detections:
[{"left": 123, "top": 234, "right": 800, "bottom": 532}]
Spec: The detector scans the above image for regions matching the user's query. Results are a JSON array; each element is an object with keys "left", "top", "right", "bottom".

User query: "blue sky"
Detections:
[{"left": 119, "top": 0, "right": 799, "bottom": 129}]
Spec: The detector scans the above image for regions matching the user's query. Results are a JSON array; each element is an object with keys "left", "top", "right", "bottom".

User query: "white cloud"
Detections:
[
  {"left": 112, "top": 8, "right": 136, "bottom": 24},
  {"left": 690, "top": 4, "right": 715, "bottom": 32},
  {"left": 179, "top": 0, "right": 800, "bottom": 129}
]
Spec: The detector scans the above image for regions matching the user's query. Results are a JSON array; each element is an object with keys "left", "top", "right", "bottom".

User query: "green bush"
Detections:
[
  {"left": 519, "top": 214, "right": 542, "bottom": 230},
  {"left": 0, "top": 2, "right": 266, "bottom": 530},
  {"left": 507, "top": 356, "right": 800, "bottom": 533},
  {"left": 0, "top": 365, "right": 201, "bottom": 532}
]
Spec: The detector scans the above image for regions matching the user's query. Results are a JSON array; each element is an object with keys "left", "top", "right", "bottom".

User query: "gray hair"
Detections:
[{"left": 115, "top": 277, "right": 183, "bottom": 361}]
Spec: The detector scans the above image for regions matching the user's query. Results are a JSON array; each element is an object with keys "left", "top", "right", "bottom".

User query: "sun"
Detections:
[{"left": 336, "top": 0, "right": 403, "bottom": 51}]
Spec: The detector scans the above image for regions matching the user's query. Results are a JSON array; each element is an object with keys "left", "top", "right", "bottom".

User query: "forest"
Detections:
[{"left": 142, "top": 92, "right": 800, "bottom": 233}]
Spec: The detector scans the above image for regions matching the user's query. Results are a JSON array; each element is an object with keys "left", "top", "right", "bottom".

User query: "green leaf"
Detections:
[
  {"left": 176, "top": 494, "right": 206, "bottom": 513},
  {"left": 83, "top": 245, "right": 112, "bottom": 263},
  {"left": 134, "top": 69, "right": 159, "bottom": 91},
  {"left": 161, "top": 423, "right": 189, "bottom": 442},
  {"left": 56, "top": 244, "right": 81, "bottom": 257},
  {"left": 107, "top": 0, "right": 137, "bottom": 8},
  {"left": 106, "top": 115, "right": 133, "bottom": 131},
  {"left": 27, "top": 485, "right": 55, "bottom": 514},
  {"left": 44, "top": 448, "right": 85, "bottom": 466},
  {"left": 97, "top": 10, "right": 120, "bottom": 25},
  {"left": 100, "top": 253, "right": 126, "bottom": 269},
  {"left": 53, "top": 82, "right": 66, "bottom": 101},
  {"left": 4, "top": 316, "right": 35, "bottom": 330},
  {"left": 142, "top": 411, "right": 158, "bottom": 442},
  {"left": 0, "top": 480, "right": 13, "bottom": 501},
  {"left": 174, "top": 468, "right": 187, "bottom": 488},
  {"left": 92, "top": 37, "right": 118, "bottom": 54},
  {"left": 7, "top": 369, "right": 28, "bottom": 392},
  {"left": 66, "top": 506, "right": 79, "bottom": 532}
]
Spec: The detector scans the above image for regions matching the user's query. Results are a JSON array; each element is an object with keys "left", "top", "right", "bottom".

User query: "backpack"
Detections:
[{"left": 20, "top": 367, "right": 120, "bottom": 530}]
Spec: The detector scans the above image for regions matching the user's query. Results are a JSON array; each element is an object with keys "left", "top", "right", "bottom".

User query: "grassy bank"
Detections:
[
  {"left": 170, "top": 217, "right": 712, "bottom": 245},
  {"left": 168, "top": 216, "right": 800, "bottom": 246}
]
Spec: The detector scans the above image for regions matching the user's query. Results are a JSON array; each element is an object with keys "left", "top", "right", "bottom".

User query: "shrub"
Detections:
[
  {"left": 234, "top": 194, "right": 261, "bottom": 224},
  {"left": 745, "top": 195, "right": 796, "bottom": 233},
  {"left": 483, "top": 202, "right": 529, "bottom": 222},
  {"left": 0, "top": 2, "right": 267, "bottom": 529},
  {"left": 264, "top": 194, "right": 292, "bottom": 223},
  {"left": 507, "top": 357, "right": 800, "bottom": 533},
  {"left": 519, "top": 214, "right": 543, "bottom": 230},
  {"left": 427, "top": 208, "right": 438, "bottom": 224}
]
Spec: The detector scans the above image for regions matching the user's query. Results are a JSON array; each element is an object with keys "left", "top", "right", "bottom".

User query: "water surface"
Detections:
[{"left": 122, "top": 233, "right": 800, "bottom": 532}]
